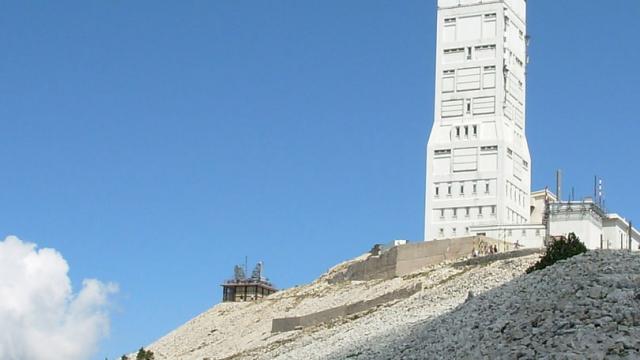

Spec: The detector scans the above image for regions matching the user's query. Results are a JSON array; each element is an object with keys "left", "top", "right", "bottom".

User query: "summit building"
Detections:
[{"left": 425, "top": 0, "right": 531, "bottom": 241}]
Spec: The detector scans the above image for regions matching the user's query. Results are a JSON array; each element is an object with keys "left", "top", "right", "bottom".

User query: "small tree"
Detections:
[
  {"left": 526, "top": 232, "right": 587, "bottom": 273},
  {"left": 121, "top": 355, "right": 129, "bottom": 360},
  {"left": 136, "top": 347, "right": 155, "bottom": 360}
]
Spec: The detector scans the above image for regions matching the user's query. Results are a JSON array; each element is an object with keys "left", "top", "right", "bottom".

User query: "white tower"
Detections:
[{"left": 425, "top": 0, "right": 531, "bottom": 241}]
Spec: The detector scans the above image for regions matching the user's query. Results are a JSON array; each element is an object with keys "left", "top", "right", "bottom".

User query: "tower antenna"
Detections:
[{"left": 556, "top": 169, "right": 562, "bottom": 202}]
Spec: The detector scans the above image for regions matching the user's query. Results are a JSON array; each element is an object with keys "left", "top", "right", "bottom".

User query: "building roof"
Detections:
[
  {"left": 604, "top": 213, "right": 640, "bottom": 238},
  {"left": 531, "top": 189, "right": 557, "bottom": 201}
]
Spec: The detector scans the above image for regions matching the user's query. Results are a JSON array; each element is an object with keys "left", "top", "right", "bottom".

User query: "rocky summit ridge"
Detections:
[{"left": 141, "top": 250, "right": 640, "bottom": 359}]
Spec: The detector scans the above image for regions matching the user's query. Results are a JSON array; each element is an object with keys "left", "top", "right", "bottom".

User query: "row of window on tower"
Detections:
[
  {"left": 442, "top": 46, "right": 524, "bottom": 75},
  {"left": 442, "top": 13, "right": 497, "bottom": 43},
  {"left": 437, "top": 205, "right": 497, "bottom": 220},
  {"left": 438, "top": 227, "right": 542, "bottom": 239},
  {"left": 506, "top": 180, "right": 527, "bottom": 209},
  {"left": 443, "top": 44, "right": 496, "bottom": 64},
  {"left": 506, "top": 207, "right": 527, "bottom": 225},
  {"left": 504, "top": 15, "right": 526, "bottom": 48},
  {"left": 507, "top": 50, "right": 525, "bottom": 69},
  {"left": 435, "top": 181, "right": 491, "bottom": 198},
  {"left": 453, "top": 124, "right": 478, "bottom": 139},
  {"left": 442, "top": 96, "right": 496, "bottom": 118},
  {"left": 438, "top": 227, "right": 470, "bottom": 238},
  {"left": 442, "top": 65, "right": 496, "bottom": 94}
]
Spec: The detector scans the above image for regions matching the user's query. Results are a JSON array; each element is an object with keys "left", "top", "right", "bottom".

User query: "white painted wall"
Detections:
[
  {"left": 530, "top": 190, "right": 556, "bottom": 224},
  {"left": 470, "top": 224, "right": 545, "bottom": 248},
  {"left": 603, "top": 215, "right": 639, "bottom": 250},
  {"left": 549, "top": 215, "right": 603, "bottom": 250},
  {"left": 425, "top": 0, "right": 531, "bottom": 241},
  {"left": 542, "top": 202, "right": 640, "bottom": 251}
]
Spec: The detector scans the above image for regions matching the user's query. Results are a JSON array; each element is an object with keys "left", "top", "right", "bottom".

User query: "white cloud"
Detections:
[{"left": 0, "top": 236, "right": 118, "bottom": 360}]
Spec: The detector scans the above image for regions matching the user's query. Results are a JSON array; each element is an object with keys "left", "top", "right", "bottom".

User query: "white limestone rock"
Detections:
[{"left": 135, "top": 250, "right": 640, "bottom": 360}]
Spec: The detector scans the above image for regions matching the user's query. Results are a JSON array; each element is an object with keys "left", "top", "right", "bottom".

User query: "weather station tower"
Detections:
[{"left": 425, "top": 0, "right": 531, "bottom": 241}]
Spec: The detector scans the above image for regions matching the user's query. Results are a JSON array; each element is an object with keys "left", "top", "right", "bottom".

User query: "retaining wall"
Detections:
[
  {"left": 271, "top": 283, "right": 422, "bottom": 333},
  {"left": 328, "top": 236, "right": 512, "bottom": 283}
]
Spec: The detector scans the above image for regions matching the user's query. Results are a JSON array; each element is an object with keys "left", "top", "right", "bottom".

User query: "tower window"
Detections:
[
  {"left": 453, "top": 208, "right": 457, "bottom": 218},
  {"left": 464, "top": 126, "right": 469, "bottom": 136},
  {"left": 515, "top": 57, "right": 524, "bottom": 67},
  {"left": 444, "top": 47, "right": 465, "bottom": 54},
  {"left": 491, "top": 205, "right": 496, "bottom": 214},
  {"left": 466, "top": 47, "right": 472, "bottom": 60},
  {"left": 460, "top": 185, "right": 464, "bottom": 194},
  {"left": 435, "top": 186, "right": 440, "bottom": 196},
  {"left": 452, "top": 227, "right": 457, "bottom": 235},
  {"left": 465, "top": 207, "right": 470, "bottom": 217},
  {"left": 456, "top": 127, "right": 460, "bottom": 137},
  {"left": 439, "top": 228, "right": 444, "bottom": 236},
  {"left": 440, "top": 209, "right": 445, "bottom": 218},
  {"left": 478, "top": 206, "right": 483, "bottom": 215},
  {"left": 485, "top": 183, "right": 490, "bottom": 194},
  {"left": 472, "top": 125, "right": 477, "bottom": 135},
  {"left": 475, "top": 44, "right": 496, "bottom": 51},
  {"left": 473, "top": 183, "right": 477, "bottom": 194},
  {"left": 448, "top": 185, "right": 452, "bottom": 195}
]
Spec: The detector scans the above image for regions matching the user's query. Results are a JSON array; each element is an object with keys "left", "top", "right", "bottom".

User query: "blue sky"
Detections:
[{"left": 1, "top": 0, "right": 639, "bottom": 358}]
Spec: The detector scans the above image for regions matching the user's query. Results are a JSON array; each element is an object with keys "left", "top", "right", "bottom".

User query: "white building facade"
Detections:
[
  {"left": 548, "top": 202, "right": 640, "bottom": 251},
  {"left": 425, "top": 0, "right": 531, "bottom": 241},
  {"left": 603, "top": 214, "right": 640, "bottom": 250}
]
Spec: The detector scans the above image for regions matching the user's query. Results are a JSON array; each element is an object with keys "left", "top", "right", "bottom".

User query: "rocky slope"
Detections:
[
  {"left": 340, "top": 250, "right": 640, "bottom": 359},
  {"left": 140, "top": 250, "right": 640, "bottom": 359},
  {"left": 142, "top": 249, "right": 540, "bottom": 359}
]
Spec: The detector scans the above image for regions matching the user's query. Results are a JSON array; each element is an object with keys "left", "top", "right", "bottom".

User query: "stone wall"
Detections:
[
  {"left": 271, "top": 284, "right": 423, "bottom": 333},
  {"left": 327, "top": 236, "right": 510, "bottom": 283}
]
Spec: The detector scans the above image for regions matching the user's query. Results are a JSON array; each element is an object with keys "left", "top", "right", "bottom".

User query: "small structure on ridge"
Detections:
[{"left": 221, "top": 261, "right": 277, "bottom": 302}]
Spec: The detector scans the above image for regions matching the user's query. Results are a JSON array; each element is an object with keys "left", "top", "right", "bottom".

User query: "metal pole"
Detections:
[
  {"left": 571, "top": 186, "right": 575, "bottom": 202},
  {"left": 556, "top": 169, "right": 562, "bottom": 203},
  {"left": 544, "top": 186, "right": 550, "bottom": 246},
  {"left": 629, "top": 220, "right": 633, "bottom": 251}
]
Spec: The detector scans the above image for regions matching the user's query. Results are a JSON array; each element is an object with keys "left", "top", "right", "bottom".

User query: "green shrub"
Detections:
[
  {"left": 136, "top": 347, "right": 155, "bottom": 360},
  {"left": 526, "top": 232, "right": 587, "bottom": 273}
]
